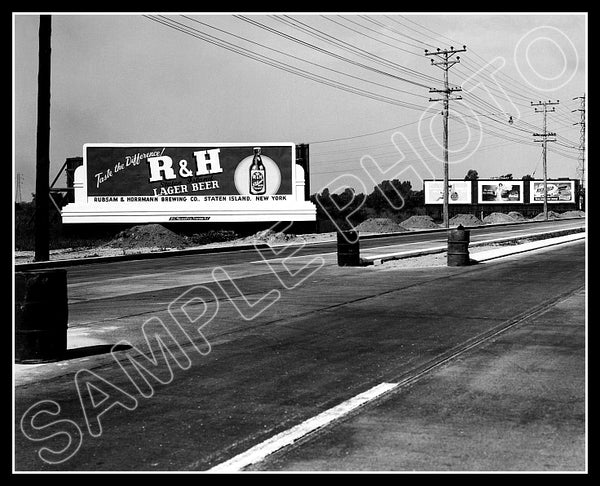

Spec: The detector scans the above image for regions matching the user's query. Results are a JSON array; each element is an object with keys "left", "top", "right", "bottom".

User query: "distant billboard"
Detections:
[
  {"left": 478, "top": 180, "right": 523, "bottom": 203},
  {"left": 61, "top": 143, "right": 316, "bottom": 223},
  {"left": 424, "top": 180, "right": 472, "bottom": 204},
  {"left": 529, "top": 180, "right": 575, "bottom": 203}
]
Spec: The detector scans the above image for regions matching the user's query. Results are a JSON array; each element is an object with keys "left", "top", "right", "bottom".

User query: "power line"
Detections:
[
  {"left": 181, "top": 15, "right": 428, "bottom": 101},
  {"left": 371, "top": 17, "right": 554, "bottom": 117},
  {"left": 349, "top": 15, "right": 427, "bottom": 50},
  {"left": 143, "top": 14, "right": 581, "bottom": 186},
  {"left": 531, "top": 149, "right": 544, "bottom": 178},
  {"left": 235, "top": 15, "right": 433, "bottom": 89},
  {"left": 309, "top": 116, "right": 433, "bottom": 145},
  {"left": 450, "top": 110, "right": 578, "bottom": 160},
  {"left": 381, "top": 15, "right": 438, "bottom": 49},
  {"left": 397, "top": 15, "right": 553, "bottom": 102},
  {"left": 144, "top": 15, "right": 428, "bottom": 112},
  {"left": 275, "top": 15, "right": 443, "bottom": 87},
  {"left": 321, "top": 15, "right": 424, "bottom": 57},
  {"left": 312, "top": 136, "right": 532, "bottom": 170}
]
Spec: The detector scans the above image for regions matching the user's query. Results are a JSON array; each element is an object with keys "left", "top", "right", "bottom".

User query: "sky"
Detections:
[{"left": 13, "top": 12, "right": 587, "bottom": 202}]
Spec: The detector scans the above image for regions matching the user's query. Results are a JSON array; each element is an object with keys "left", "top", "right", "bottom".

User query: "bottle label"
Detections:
[{"left": 250, "top": 169, "right": 266, "bottom": 194}]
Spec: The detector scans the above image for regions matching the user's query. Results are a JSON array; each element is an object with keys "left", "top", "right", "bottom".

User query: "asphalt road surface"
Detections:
[
  {"left": 249, "top": 288, "right": 585, "bottom": 471},
  {"left": 14, "top": 220, "right": 585, "bottom": 471}
]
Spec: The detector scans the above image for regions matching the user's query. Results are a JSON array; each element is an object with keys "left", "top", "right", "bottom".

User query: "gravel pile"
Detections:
[
  {"left": 483, "top": 212, "right": 517, "bottom": 224},
  {"left": 448, "top": 213, "right": 484, "bottom": 227},
  {"left": 244, "top": 229, "right": 301, "bottom": 244},
  {"left": 399, "top": 215, "right": 440, "bottom": 230},
  {"left": 508, "top": 211, "right": 527, "bottom": 221},
  {"left": 354, "top": 218, "right": 406, "bottom": 233},
  {"left": 532, "top": 210, "right": 561, "bottom": 221},
  {"left": 106, "top": 224, "right": 188, "bottom": 249},
  {"left": 559, "top": 210, "right": 585, "bottom": 218}
]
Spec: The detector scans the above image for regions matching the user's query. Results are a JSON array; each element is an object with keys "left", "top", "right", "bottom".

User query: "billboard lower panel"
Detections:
[{"left": 61, "top": 204, "right": 317, "bottom": 224}]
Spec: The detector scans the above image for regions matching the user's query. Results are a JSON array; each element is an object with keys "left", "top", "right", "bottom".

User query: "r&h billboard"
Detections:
[{"left": 61, "top": 143, "right": 316, "bottom": 223}]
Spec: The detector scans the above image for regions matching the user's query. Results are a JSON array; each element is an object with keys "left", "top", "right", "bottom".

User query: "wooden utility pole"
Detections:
[
  {"left": 16, "top": 173, "right": 23, "bottom": 203},
  {"left": 34, "top": 15, "right": 52, "bottom": 262},
  {"left": 572, "top": 95, "right": 586, "bottom": 210},
  {"left": 531, "top": 100, "right": 559, "bottom": 221},
  {"left": 426, "top": 46, "right": 466, "bottom": 228}
]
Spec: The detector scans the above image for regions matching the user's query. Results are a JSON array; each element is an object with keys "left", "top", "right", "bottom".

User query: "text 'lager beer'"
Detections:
[{"left": 250, "top": 147, "right": 266, "bottom": 195}]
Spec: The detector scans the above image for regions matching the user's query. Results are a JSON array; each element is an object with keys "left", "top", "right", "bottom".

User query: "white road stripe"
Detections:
[
  {"left": 248, "top": 251, "right": 335, "bottom": 264},
  {"left": 208, "top": 382, "right": 399, "bottom": 472}
]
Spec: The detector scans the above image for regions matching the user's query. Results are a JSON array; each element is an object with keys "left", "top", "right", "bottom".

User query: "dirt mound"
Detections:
[
  {"left": 507, "top": 211, "right": 526, "bottom": 221},
  {"left": 559, "top": 210, "right": 585, "bottom": 218},
  {"left": 449, "top": 213, "right": 484, "bottom": 227},
  {"left": 244, "top": 229, "right": 300, "bottom": 244},
  {"left": 483, "top": 212, "right": 516, "bottom": 224},
  {"left": 354, "top": 218, "right": 406, "bottom": 233},
  {"left": 532, "top": 210, "right": 561, "bottom": 221},
  {"left": 399, "top": 215, "right": 440, "bottom": 230},
  {"left": 107, "top": 224, "right": 189, "bottom": 249}
]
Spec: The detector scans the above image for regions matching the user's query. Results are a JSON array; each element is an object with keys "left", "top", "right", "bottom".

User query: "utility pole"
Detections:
[
  {"left": 426, "top": 45, "right": 466, "bottom": 228},
  {"left": 531, "top": 100, "right": 559, "bottom": 221},
  {"left": 16, "top": 173, "right": 23, "bottom": 204},
  {"left": 34, "top": 15, "right": 52, "bottom": 262},
  {"left": 572, "top": 95, "right": 586, "bottom": 210}
]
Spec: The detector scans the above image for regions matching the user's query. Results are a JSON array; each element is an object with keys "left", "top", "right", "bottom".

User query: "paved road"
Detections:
[
  {"left": 14, "top": 235, "right": 585, "bottom": 471},
  {"left": 250, "top": 288, "right": 586, "bottom": 472}
]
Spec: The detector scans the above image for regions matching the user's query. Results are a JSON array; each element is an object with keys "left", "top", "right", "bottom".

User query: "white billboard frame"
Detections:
[
  {"left": 61, "top": 142, "right": 316, "bottom": 224},
  {"left": 477, "top": 180, "right": 524, "bottom": 204},
  {"left": 424, "top": 180, "right": 472, "bottom": 204},
  {"left": 529, "top": 180, "right": 575, "bottom": 204}
]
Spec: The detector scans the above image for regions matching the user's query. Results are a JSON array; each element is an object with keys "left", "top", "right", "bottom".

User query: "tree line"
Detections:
[{"left": 309, "top": 179, "right": 425, "bottom": 231}]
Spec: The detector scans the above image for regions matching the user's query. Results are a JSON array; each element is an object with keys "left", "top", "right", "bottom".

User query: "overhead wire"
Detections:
[
  {"left": 144, "top": 15, "right": 428, "bottom": 112},
  {"left": 234, "top": 15, "right": 433, "bottom": 89},
  {"left": 181, "top": 14, "right": 428, "bottom": 100},
  {"left": 143, "top": 13, "right": 581, "bottom": 174},
  {"left": 274, "top": 15, "right": 443, "bottom": 87}
]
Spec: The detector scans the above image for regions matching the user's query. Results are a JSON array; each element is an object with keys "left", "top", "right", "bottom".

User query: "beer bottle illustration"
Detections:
[{"left": 249, "top": 147, "right": 266, "bottom": 195}]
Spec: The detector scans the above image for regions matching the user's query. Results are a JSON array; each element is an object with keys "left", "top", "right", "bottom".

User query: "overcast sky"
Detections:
[{"left": 13, "top": 12, "right": 587, "bottom": 201}]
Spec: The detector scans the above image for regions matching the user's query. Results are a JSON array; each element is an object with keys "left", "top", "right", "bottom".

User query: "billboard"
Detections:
[
  {"left": 61, "top": 143, "right": 316, "bottom": 223},
  {"left": 85, "top": 144, "right": 293, "bottom": 199},
  {"left": 477, "top": 180, "right": 523, "bottom": 203},
  {"left": 529, "top": 180, "right": 575, "bottom": 203},
  {"left": 424, "top": 180, "right": 472, "bottom": 204}
]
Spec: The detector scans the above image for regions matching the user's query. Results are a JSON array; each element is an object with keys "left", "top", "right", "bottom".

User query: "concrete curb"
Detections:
[
  {"left": 363, "top": 226, "right": 585, "bottom": 266},
  {"left": 471, "top": 233, "right": 586, "bottom": 263}
]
